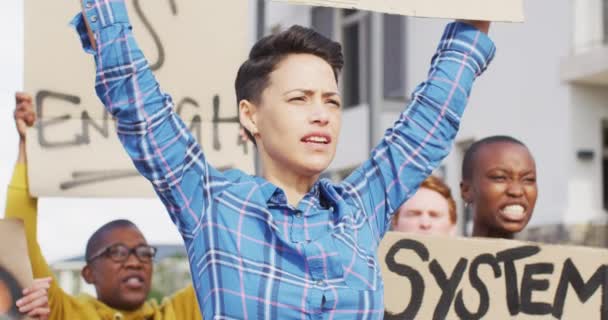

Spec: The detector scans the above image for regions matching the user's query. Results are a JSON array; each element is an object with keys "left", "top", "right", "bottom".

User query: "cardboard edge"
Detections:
[{"left": 271, "top": 0, "right": 525, "bottom": 23}]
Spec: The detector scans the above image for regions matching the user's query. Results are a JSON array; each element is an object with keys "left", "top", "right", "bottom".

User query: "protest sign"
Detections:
[
  {"left": 379, "top": 232, "right": 608, "bottom": 319},
  {"left": 0, "top": 219, "right": 34, "bottom": 320},
  {"left": 24, "top": 1, "right": 253, "bottom": 197},
  {"left": 275, "top": 0, "right": 525, "bottom": 22}
]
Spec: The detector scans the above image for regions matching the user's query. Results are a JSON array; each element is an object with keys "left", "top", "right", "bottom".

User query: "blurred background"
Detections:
[{"left": 1, "top": 0, "right": 607, "bottom": 298}]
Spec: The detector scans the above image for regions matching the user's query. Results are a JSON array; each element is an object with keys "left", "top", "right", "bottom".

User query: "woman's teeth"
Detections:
[
  {"left": 500, "top": 204, "right": 525, "bottom": 220},
  {"left": 304, "top": 136, "right": 328, "bottom": 144}
]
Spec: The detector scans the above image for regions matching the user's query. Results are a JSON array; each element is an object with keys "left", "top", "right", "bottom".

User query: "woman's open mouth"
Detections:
[{"left": 499, "top": 204, "right": 527, "bottom": 222}]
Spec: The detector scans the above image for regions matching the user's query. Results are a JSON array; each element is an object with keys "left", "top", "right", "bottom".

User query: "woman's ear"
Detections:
[
  {"left": 460, "top": 180, "right": 473, "bottom": 204},
  {"left": 239, "top": 99, "right": 259, "bottom": 136}
]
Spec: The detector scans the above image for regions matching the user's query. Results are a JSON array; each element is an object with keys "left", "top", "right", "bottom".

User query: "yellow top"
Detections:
[{"left": 4, "top": 163, "right": 202, "bottom": 320}]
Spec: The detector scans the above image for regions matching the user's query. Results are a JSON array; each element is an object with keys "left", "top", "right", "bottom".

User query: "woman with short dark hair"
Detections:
[{"left": 74, "top": 0, "right": 496, "bottom": 317}]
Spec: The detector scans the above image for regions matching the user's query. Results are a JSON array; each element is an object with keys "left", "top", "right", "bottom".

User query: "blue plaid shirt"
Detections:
[{"left": 73, "top": 1, "right": 495, "bottom": 318}]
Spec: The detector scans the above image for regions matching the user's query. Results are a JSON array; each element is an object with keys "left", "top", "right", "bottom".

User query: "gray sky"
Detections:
[{"left": 0, "top": 1, "right": 183, "bottom": 263}]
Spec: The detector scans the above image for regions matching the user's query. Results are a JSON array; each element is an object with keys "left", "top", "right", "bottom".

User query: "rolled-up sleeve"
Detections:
[
  {"left": 343, "top": 22, "right": 496, "bottom": 239},
  {"left": 71, "top": 0, "right": 224, "bottom": 234}
]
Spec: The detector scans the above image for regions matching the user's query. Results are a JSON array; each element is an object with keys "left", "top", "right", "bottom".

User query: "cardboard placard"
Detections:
[
  {"left": 24, "top": 1, "right": 253, "bottom": 197},
  {"left": 275, "top": 0, "right": 525, "bottom": 22},
  {"left": 0, "top": 219, "right": 34, "bottom": 320},
  {"left": 379, "top": 232, "right": 608, "bottom": 319}
]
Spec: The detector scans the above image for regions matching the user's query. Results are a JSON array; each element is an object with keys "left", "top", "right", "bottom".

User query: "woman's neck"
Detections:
[
  {"left": 262, "top": 162, "right": 319, "bottom": 207},
  {"left": 472, "top": 222, "right": 514, "bottom": 240}
]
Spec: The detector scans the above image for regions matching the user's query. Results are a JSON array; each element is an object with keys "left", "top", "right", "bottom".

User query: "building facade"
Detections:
[{"left": 261, "top": 0, "right": 608, "bottom": 245}]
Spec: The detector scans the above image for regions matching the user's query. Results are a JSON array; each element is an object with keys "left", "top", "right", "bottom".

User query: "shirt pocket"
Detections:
[{"left": 331, "top": 211, "right": 383, "bottom": 291}]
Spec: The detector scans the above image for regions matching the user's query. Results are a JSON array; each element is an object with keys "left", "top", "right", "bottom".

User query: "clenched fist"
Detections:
[{"left": 14, "top": 92, "right": 36, "bottom": 141}]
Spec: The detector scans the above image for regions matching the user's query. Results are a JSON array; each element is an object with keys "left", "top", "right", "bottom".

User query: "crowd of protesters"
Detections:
[{"left": 1, "top": 0, "right": 548, "bottom": 319}]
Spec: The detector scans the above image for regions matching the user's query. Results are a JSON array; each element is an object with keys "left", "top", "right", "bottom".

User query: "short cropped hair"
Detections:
[
  {"left": 461, "top": 135, "right": 527, "bottom": 181},
  {"left": 235, "top": 25, "right": 344, "bottom": 142},
  {"left": 85, "top": 219, "right": 139, "bottom": 262}
]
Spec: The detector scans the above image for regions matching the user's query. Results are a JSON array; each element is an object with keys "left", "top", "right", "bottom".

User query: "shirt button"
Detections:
[
  {"left": 90, "top": 15, "right": 98, "bottom": 23},
  {"left": 295, "top": 210, "right": 302, "bottom": 218},
  {"left": 86, "top": 1, "right": 93, "bottom": 8},
  {"left": 316, "top": 280, "right": 325, "bottom": 286}
]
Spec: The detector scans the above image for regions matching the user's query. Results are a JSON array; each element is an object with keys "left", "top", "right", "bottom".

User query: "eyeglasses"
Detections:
[{"left": 87, "top": 244, "right": 157, "bottom": 264}]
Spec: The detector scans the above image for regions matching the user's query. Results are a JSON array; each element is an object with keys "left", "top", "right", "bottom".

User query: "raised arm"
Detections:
[
  {"left": 72, "top": 0, "right": 224, "bottom": 232},
  {"left": 8, "top": 93, "right": 53, "bottom": 281},
  {"left": 342, "top": 21, "right": 495, "bottom": 239},
  {"left": 5, "top": 93, "right": 79, "bottom": 318}
]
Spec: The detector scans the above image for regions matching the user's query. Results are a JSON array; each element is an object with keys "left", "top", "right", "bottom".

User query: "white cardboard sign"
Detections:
[
  {"left": 24, "top": 1, "right": 253, "bottom": 197},
  {"left": 276, "top": 0, "right": 525, "bottom": 22}
]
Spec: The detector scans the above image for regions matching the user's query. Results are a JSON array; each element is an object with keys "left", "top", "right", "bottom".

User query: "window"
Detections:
[
  {"left": 311, "top": 9, "right": 407, "bottom": 107},
  {"left": 341, "top": 10, "right": 371, "bottom": 108},
  {"left": 311, "top": 7, "right": 334, "bottom": 39},
  {"left": 312, "top": 8, "right": 371, "bottom": 108},
  {"left": 383, "top": 15, "right": 407, "bottom": 101}
]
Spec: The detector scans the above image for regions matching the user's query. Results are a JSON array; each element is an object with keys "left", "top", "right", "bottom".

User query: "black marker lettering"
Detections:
[
  {"left": 520, "top": 263, "right": 553, "bottom": 315},
  {"left": 455, "top": 253, "right": 501, "bottom": 320},
  {"left": 495, "top": 245, "right": 541, "bottom": 315},
  {"left": 384, "top": 239, "right": 429, "bottom": 320},
  {"left": 552, "top": 259, "right": 608, "bottom": 320},
  {"left": 430, "top": 258, "right": 468, "bottom": 320},
  {"left": 35, "top": 90, "right": 83, "bottom": 148}
]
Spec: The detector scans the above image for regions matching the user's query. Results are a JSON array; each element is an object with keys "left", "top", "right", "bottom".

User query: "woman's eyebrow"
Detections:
[
  {"left": 284, "top": 89, "right": 340, "bottom": 97},
  {"left": 284, "top": 88, "right": 311, "bottom": 95},
  {"left": 322, "top": 91, "right": 340, "bottom": 98}
]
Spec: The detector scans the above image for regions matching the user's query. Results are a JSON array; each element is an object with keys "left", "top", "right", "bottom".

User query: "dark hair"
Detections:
[
  {"left": 461, "top": 135, "right": 527, "bottom": 180},
  {"left": 85, "top": 219, "right": 139, "bottom": 262},
  {"left": 0, "top": 266, "right": 23, "bottom": 319},
  {"left": 235, "top": 25, "right": 344, "bottom": 142}
]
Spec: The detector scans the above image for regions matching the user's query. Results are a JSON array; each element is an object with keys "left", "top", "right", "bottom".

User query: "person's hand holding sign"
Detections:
[
  {"left": 15, "top": 277, "right": 52, "bottom": 320},
  {"left": 14, "top": 93, "right": 35, "bottom": 139},
  {"left": 457, "top": 20, "right": 491, "bottom": 34},
  {"left": 14, "top": 92, "right": 36, "bottom": 164}
]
